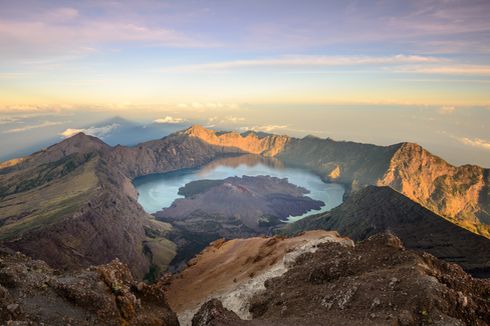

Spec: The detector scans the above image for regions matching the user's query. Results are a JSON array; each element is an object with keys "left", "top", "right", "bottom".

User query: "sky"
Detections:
[{"left": 0, "top": 0, "right": 489, "bottom": 167}]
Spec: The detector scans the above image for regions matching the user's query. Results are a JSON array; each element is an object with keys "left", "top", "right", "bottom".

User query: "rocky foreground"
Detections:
[
  {"left": 0, "top": 230, "right": 489, "bottom": 325},
  {"left": 0, "top": 247, "right": 178, "bottom": 325},
  {"left": 166, "top": 231, "right": 490, "bottom": 326}
]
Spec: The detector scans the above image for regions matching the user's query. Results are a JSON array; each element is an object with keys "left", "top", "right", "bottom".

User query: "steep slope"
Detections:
[
  {"left": 0, "top": 134, "right": 153, "bottom": 278},
  {"left": 192, "top": 233, "right": 490, "bottom": 326},
  {"left": 0, "top": 130, "right": 248, "bottom": 279},
  {"left": 0, "top": 247, "right": 178, "bottom": 325},
  {"left": 184, "top": 125, "right": 289, "bottom": 156},
  {"left": 106, "top": 129, "right": 246, "bottom": 178},
  {"left": 378, "top": 142, "right": 490, "bottom": 236},
  {"left": 165, "top": 230, "right": 352, "bottom": 325},
  {"left": 281, "top": 186, "right": 490, "bottom": 277},
  {"left": 184, "top": 126, "right": 490, "bottom": 238}
]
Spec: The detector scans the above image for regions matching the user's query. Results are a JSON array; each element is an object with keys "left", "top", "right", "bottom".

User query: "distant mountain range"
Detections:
[{"left": 0, "top": 125, "right": 489, "bottom": 281}]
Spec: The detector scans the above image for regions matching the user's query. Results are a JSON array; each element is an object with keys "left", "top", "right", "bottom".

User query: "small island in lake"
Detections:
[{"left": 155, "top": 175, "right": 325, "bottom": 232}]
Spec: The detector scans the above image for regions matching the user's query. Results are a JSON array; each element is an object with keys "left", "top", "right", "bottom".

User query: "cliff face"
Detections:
[
  {"left": 378, "top": 142, "right": 490, "bottom": 236},
  {"left": 184, "top": 125, "right": 289, "bottom": 157},
  {"left": 281, "top": 186, "right": 490, "bottom": 277}
]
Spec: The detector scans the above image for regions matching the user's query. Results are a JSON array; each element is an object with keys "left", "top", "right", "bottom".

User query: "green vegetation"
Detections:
[
  {"left": 0, "top": 157, "right": 99, "bottom": 240},
  {"left": 143, "top": 217, "right": 177, "bottom": 281}
]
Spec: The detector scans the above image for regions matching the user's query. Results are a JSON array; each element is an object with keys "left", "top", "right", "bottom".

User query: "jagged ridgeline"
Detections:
[{"left": 0, "top": 125, "right": 489, "bottom": 281}]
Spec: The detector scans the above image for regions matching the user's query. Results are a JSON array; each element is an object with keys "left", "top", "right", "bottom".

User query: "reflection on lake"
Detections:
[{"left": 133, "top": 154, "right": 344, "bottom": 222}]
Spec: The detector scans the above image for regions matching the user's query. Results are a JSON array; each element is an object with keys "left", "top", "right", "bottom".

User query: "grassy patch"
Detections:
[{"left": 0, "top": 158, "right": 98, "bottom": 240}]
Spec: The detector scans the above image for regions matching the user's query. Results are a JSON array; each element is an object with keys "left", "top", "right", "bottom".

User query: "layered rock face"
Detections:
[
  {"left": 281, "top": 186, "right": 490, "bottom": 277},
  {"left": 191, "top": 233, "right": 490, "bottom": 326},
  {"left": 378, "top": 142, "right": 490, "bottom": 236},
  {"left": 0, "top": 247, "right": 178, "bottom": 325}
]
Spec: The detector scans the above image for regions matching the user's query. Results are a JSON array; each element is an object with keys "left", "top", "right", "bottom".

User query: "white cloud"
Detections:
[
  {"left": 60, "top": 123, "right": 120, "bottom": 139},
  {"left": 394, "top": 64, "right": 490, "bottom": 75},
  {"left": 161, "top": 54, "right": 446, "bottom": 73},
  {"left": 224, "top": 116, "right": 245, "bottom": 123},
  {"left": 438, "top": 106, "right": 456, "bottom": 114},
  {"left": 459, "top": 137, "right": 490, "bottom": 150},
  {"left": 154, "top": 116, "right": 185, "bottom": 124},
  {"left": 240, "top": 125, "right": 288, "bottom": 133},
  {"left": 177, "top": 102, "right": 239, "bottom": 110},
  {"left": 3, "top": 121, "right": 63, "bottom": 133}
]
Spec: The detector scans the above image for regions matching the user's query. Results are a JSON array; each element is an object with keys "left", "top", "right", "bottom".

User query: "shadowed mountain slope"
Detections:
[{"left": 281, "top": 186, "right": 490, "bottom": 277}]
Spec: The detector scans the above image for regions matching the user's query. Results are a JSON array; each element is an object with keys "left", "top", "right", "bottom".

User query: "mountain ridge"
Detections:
[
  {"left": 0, "top": 126, "right": 489, "bottom": 281},
  {"left": 181, "top": 126, "right": 490, "bottom": 237},
  {"left": 280, "top": 185, "right": 490, "bottom": 276}
]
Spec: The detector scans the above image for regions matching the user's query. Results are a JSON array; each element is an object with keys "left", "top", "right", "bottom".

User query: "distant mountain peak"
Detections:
[{"left": 183, "top": 125, "right": 289, "bottom": 156}]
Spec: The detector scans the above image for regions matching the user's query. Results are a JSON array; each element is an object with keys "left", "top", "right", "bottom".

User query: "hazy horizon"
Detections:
[{"left": 1, "top": 0, "right": 489, "bottom": 167}]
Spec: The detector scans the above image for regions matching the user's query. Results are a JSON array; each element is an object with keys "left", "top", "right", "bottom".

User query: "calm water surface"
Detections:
[{"left": 133, "top": 155, "right": 344, "bottom": 222}]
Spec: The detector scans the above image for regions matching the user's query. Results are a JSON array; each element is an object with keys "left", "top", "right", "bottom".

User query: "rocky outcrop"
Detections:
[
  {"left": 192, "top": 299, "right": 245, "bottom": 326},
  {"left": 184, "top": 125, "right": 289, "bottom": 157},
  {"left": 192, "top": 234, "right": 490, "bottom": 326},
  {"left": 165, "top": 230, "right": 352, "bottom": 325},
  {"left": 378, "top": 142, "right": 490, "bottom": 236},
  {"left": 281, "top": 186, "right": 490, "bottom": 277},
  {"left": 0, "top": 247, "right": 178, "bottom": 325}
]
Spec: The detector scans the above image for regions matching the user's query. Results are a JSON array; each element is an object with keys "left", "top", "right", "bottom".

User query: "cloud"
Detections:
[
  {"left": 0, "top": 6, "right": 214, "bottom": 62},
  {"left": 154, "top": 116, "right": 185, "bottom": 124},
  {"left": 208, "top": 116, "right": 245, "bottom": 124},
  {"left": 459, "top": 137, "right": 490, "bottom": 150},
  {"left": 240, "top": 125, "right": 288, "bottom": 133},
  {"left": 3, "top": 121, "right": 63, "bottom": 133},
  {"left": 161, "top": 54, "right": 446, "bottom": 73},
  {"left": 395, "top": 64, "right": 490, "bottom": 75},
  {"left": 177, "top": 102, "right": 239, "bottom": 110},
  {"left": 60, "top": 123, "right": 120, "bottom": 139},
  {"left": 438, "top": 106, "right": 456, "bottom": 114}
]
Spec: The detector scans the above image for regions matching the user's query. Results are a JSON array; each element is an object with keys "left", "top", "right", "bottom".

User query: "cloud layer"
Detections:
[
  {"left": 60, "top": 123, "right": 120, "bottom": 139},
  {"left": 154, "top": 116, "right": 185, "bottom": 124}
]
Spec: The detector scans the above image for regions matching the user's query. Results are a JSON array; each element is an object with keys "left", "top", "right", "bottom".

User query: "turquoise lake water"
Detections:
[{"left": 133, "top": 155, "right": 344, "bottom": 222}]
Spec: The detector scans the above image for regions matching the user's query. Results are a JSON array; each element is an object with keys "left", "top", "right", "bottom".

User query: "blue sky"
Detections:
[{"left": 0, "top": 0, "right": 489, "bottom": 166}]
